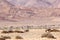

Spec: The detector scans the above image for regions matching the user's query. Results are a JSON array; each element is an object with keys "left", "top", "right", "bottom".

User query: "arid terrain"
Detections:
[
  {"left": 0, "top": 0, "right": 60, "bottom": 40},
  {"left": 0, "top": 29, "right": 60, "bottom": 40}
]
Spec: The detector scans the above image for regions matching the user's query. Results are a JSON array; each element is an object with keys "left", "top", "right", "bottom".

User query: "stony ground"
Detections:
[{"left": 0, "top": 29, "right": 60, "bottom": 40}]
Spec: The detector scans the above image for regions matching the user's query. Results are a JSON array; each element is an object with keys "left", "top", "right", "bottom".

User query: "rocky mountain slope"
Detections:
[{"left": 0, "top": 0, "right": 60, "bottom": 22}]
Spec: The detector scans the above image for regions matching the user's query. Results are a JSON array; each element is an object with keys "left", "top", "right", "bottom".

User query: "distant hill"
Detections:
[
  {"left": 6, "top": 0, "right": 60, "bottom": 8},
  {"left": 0, "top": 0, "right": 60, "bottom": 23}
]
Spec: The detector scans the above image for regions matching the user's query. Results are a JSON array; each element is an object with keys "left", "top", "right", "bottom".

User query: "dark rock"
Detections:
[
  {"left": 45, "top": 29, "right": 60, "bottom": 32},
  {"left": 41, "top": 32, "right": 56, "bottom": 39},
  {"left": 15, "top": 36, "right": 23, "bottom": 39}
]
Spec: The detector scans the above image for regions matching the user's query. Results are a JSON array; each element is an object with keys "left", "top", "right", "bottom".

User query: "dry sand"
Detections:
[{"left": 0, "top": 29, "right": 60, "bottom": 40}]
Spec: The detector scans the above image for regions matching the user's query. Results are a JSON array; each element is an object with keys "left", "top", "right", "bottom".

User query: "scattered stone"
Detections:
[
  {"left": 16, "top": 36, "right": 23, "bottom": 39},
  {"left": 3, "top": 36, "right": 11, "bottom": 39},
  {"left": 1, "top": 30, "right": 14, "bottom": 33},
  {"left": 14, "top": 30, "right": 25, "bottom": 33},
  {"left": 0, "top": 38, "right": 5, "bottom": 40},
  {"left": 1, "top": 31, "right": 9, "bottom": 33},
  {"left": 45, "top": 29, "right": 60, "bottom": 32},
  {"left": 24, "top": 30, "right": 29, "bottom": 32},
  {"left": 8, "top": 31, "right": 14, "bottom": 33},
  {"left": 41, "top": 32, "right": 56, "bottom": 39}
]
